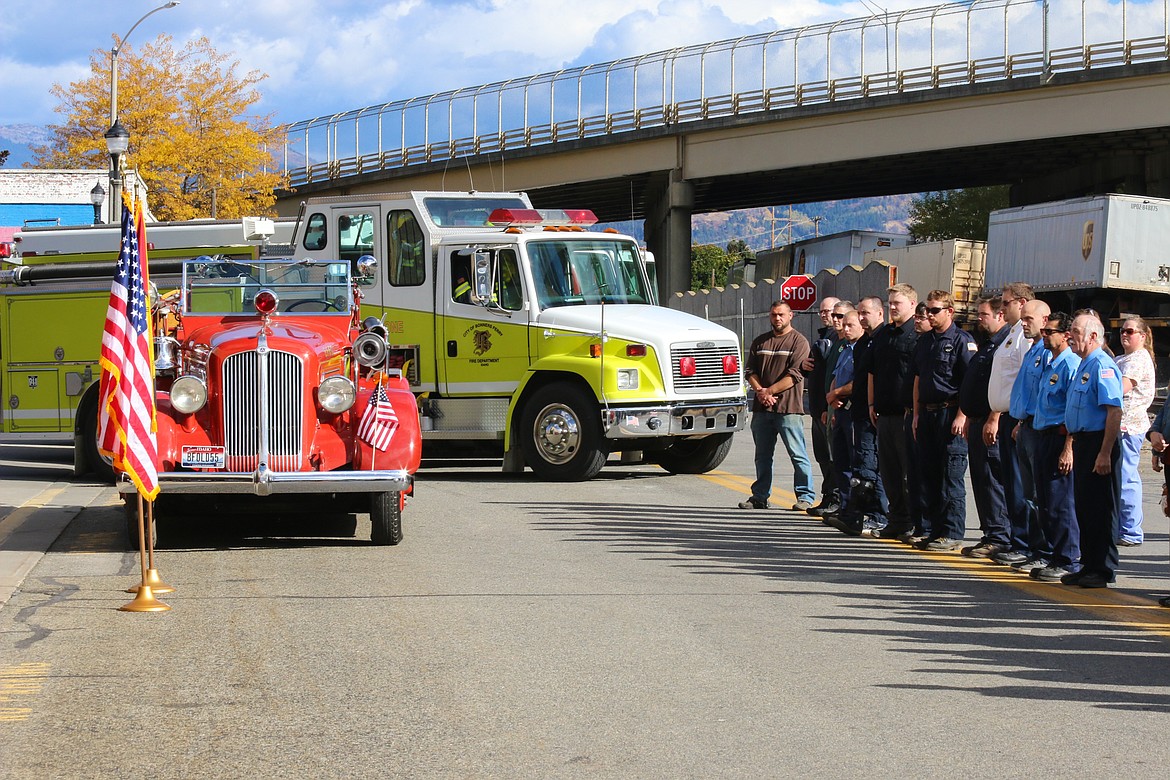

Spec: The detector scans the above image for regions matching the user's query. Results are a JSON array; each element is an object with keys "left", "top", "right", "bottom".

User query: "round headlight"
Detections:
[
  {"left": 170, "top": 375, "right": 207, "bottom": 414},
  {"left": 318, "top": 376, "right": 356, "bottom": 414}
]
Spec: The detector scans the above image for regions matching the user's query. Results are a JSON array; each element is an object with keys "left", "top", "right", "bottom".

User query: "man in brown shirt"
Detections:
[{"left": 739, "top": 301, "right": 816, "bottom": 510}]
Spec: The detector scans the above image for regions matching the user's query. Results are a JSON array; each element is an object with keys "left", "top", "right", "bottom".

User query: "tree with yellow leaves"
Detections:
[{"left": 33, "top": 34, "right": 285, "bottom": 221}]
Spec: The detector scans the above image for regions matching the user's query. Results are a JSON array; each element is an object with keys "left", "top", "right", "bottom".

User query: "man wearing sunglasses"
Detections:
[
  {"left": 802, "top": 296, "right": 842, "bottom": 517},
  {"left": 912, "top": 291, "right": 976, "bottom": 551},
  {"left": 1028, "top": 312, "right": 1081, "bottom": 583},
  {"left": 998, "top": 298, "right": 1055, "bottom": 572}
]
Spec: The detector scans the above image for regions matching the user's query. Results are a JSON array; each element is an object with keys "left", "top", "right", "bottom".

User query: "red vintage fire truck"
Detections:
[{"left": 126, "top": 253, "right": 421, "bottom": 546}]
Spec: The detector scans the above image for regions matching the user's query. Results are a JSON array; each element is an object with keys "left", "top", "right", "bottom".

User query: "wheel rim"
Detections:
[{"left": 531, "top": 402, "right": 581, "bottom": 465}]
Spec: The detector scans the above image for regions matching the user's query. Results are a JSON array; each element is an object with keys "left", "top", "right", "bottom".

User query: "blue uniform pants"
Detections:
[
  {"left": 966, "top": 414, "right": 1011, "bottom": 547},
  {"left": 1116, "top": 431, "right": 1145, "bottom": 544},
  {"left": 918, "top": 406, "right": 968, "bottom": 541},
  {"left": 1035, "top": 427, "right": 1080, "bottom": 570},
  {"left": 841, "top": 418, "right": 888, "bottom": 525},
  {"left": 1000, "top": 414, "right": 1037, "bottom": 556},
  {"left": 750, "top": 411, "right": 815, "bottom": 505},
  {"left": 1015, "top": 424, "right": 1051, "bottom": 560},
  {"left": 1072, "top": 431, "right": 1120, "bottom": 580}
]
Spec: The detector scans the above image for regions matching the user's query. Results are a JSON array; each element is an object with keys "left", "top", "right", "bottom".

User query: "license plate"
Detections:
[{"left": 181, "top": 445, "right": 225, "bottom": 469}]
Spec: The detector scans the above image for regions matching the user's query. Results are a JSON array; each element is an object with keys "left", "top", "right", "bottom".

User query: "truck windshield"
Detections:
[
  {"left": 183, "top": 258, "right": 352, "bottom": 315},
  {"left": 527, "top": 239, "right": 651, "bottom": 308}
]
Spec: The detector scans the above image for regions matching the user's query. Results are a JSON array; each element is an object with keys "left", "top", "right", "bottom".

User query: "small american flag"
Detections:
[
  {"left": 96, "top": 198, "right": 159, "bottom": 499},
  {"left": 357, "top": 381, "right": 399, "bottom": 452}
]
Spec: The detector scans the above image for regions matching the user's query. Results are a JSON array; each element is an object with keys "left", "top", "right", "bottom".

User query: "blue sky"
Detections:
[{"left": 0, "top": 0, "right": 918, "bottom": 128}]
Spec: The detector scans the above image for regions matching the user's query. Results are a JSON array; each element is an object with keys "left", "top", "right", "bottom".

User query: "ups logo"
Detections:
[{"left": 1082, "top": 220, "right": 1095, "bottom": 261}]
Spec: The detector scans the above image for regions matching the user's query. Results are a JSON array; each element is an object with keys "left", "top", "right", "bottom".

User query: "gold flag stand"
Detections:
[{"left": 119, "top": 493, "right": 172, "bottom": 612}]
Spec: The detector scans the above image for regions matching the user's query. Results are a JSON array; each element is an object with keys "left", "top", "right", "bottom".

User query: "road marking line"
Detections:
[
  {"left": 0, "top": 663, "right": 49, "bottom": 723},
  {"left": 703, "top": 472, "right": 1170, "bottom": 635},
  {"left": 0, "top": 485, "right": 71, "bottom": 544}
]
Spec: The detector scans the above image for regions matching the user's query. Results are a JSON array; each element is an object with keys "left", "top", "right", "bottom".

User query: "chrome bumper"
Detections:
[
  {"left": 600, "top": 398, "right": 747, "bottom": 439},
  {"left": 118, "top": 466, "right": 412, "bottom": 497}
]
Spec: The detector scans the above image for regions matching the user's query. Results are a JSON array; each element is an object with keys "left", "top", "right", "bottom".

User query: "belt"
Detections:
[
  {"left": 1036, "top": 424, "right": 1068, "bottom": 436},
  {"left": 923, "top": 402, "right": 955, "bottom": 411}
]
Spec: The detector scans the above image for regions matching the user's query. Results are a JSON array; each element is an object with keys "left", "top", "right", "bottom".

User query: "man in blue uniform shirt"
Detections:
[
  {"left": 912, "top": 290, "right": 976, "bottom": 551},
  {"left": 1029, "top": 312, "right": 1082, "bottom": 582},
  {"left": 996, "top": 299, "right": 1053, "bottom": 570},
  {"left": 1061, "top": 312, "right": 1123, "bottom": 588}
]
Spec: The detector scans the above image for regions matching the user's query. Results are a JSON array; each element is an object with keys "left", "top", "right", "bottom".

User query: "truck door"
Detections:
[{"left": 438, "top": 246, "right": 531, "bottom": 397}]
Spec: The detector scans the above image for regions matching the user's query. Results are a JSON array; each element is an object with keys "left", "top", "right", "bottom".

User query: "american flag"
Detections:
[
  {"left": 357, "top": 381, "right": 399, "bottom": 452},
  {"left": 96, "top": 198, "right": 159, "bottom": 499}
]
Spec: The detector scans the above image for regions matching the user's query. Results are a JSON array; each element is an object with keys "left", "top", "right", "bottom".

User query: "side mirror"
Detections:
[
  {"left": 356, "top": 254, "right": 378, "bottom": 286},
  {"left": 472, "top": 252, "right": 492, "bottom": 304}
]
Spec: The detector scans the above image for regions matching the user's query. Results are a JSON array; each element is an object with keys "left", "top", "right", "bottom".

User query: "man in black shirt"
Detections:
[
  {"left": 958, "top": 296, "right": 1013, "bottom": 558},
  {"left": 827, "top": 296, "right": 888, "bottom": 536},
  {"left": 869, "top": 284, "right": 920, "bottom": 540},
  {"left": 912, "top": 290, "right": 976, "bottom": 551}
]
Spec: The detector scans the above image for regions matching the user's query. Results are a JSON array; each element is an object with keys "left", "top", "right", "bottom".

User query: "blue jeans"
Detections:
[
  {"left": 750, "top": 411, "right": 815, "bottom": 505},
  {"left": 917, "top": 406, "right": 968, "bottom": 541},
  {"left": 1117, "top": 431, "right": 1145, "bottom": 543}
]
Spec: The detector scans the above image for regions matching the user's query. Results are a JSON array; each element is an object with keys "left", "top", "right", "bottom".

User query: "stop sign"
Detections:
[{"left": 779, "top": 275, "right": 817, "bottom": 311}]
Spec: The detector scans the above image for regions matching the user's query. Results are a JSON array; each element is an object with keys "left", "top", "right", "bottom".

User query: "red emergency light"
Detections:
[
  {"left": 488, "top": 208, "right": 543, "bottom": 226},
  {"left": 679, "top": 356, "right": 696, "bottom": 377},
  {"left": 487, "top": 207, "right": 600, "bottom": 228},
  {"left": 254, "top": 289, "right": 279, "bottom": 315},
  {"left": 0, "top": 242, "right": 11, "bottom": 259},
  {"left": 722, "top": 355, "right": 739, "bottom": 374}
]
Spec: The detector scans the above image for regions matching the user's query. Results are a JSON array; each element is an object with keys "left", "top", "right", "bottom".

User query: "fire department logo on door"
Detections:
[
  {"left": 472, "top": 329, "right": 492, "bottom": 356},
  {"left": 463, "top": 322, "right": 503, "bottom": 357}
]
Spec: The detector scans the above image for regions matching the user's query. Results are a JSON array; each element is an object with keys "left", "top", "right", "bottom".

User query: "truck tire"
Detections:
[
  {"left": 371, "top": 491, "right": 403, "bottom": 545},
  {"left": 650, "top": 433, "right": 734, "bottom": 474},
  {"left": 520, "top": 383, "right": 607, "bottom": 481},
  {"left": 123, "top": 495, "right": 157, "bottom": 550},
  {"left": 78, "top": 393, "right": 115, "bottom": 484}
]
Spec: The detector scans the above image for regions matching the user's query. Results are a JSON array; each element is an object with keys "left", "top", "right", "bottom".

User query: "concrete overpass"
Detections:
[{"left": 274, "top": 0, "right": 1170, "bottom": 297}]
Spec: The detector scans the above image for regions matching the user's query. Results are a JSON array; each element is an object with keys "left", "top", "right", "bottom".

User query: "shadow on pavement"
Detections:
[{"left": 522, "top": 500, "right": 1170, "bottom": 712}]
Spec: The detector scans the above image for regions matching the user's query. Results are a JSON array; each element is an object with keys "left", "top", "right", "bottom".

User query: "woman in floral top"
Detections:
[{"left": 1116, "top": 317, "right": 1156, "bottom": 546}]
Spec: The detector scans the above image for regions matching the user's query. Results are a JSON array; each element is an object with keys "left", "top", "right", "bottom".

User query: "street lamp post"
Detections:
[
  {"left": 90, "top": 182, "right": 106, "bottom": 225},
  {"left": 106, "top": 0, "right": 180, "bottom": 221},
  {"left": 104, "top": 121, "right": 130, "bottom": 222}
]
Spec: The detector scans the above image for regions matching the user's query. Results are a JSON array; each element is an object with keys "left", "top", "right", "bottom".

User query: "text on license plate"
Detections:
[{"left": 181, "top": 445, "right": 225, "bottom": 469}]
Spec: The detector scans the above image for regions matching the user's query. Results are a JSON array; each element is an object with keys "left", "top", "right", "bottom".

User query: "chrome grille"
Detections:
[
  {"left": 670, "top": 343, "right": 741, "bottom": 393},
  {"left": 221, "top": 350, "right": 304, "bottom": 471}
]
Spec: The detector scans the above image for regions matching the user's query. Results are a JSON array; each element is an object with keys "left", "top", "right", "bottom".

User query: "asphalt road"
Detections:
[{"left": 2, "top": 430, "right": 1169, "bottom": 779}]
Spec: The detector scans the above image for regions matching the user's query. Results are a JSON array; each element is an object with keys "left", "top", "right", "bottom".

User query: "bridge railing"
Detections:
[{"left": 281, "top": 0, "right": 1170, "bottom": 188}]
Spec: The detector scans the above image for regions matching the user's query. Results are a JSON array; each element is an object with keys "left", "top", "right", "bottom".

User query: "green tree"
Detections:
[
  {"left": 725, "top": 238, "right": 755, "bottom": 263},
  {"left": 907, "top": 186, "right": 1010, "bottom": 242},
  {"left": 32, "top": 35, "right": 285, "bottom": 221},
  {"left": 691, "top": 244, "right": 730, "bottom": 291}
]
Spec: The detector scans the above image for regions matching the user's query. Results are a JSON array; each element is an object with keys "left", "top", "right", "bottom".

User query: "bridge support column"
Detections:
[{"left": 644, "top": 172, "right": 694, "bottom": 298}]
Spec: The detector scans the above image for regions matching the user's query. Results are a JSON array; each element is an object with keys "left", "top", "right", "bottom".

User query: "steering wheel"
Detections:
[{"left": 286, "top": 299, "right": 344, "bottom": 312}]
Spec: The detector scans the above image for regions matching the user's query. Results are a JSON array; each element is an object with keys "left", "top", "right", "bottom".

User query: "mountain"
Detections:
[
  {"left": 600, "top": 194, "right": 915, "bottom": 249},
  {"left": 0, "top": 124, "right": 50, "bottom": 167}
]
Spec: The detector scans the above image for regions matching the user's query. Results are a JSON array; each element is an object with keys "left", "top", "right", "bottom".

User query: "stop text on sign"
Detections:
[{"left": 779, "top": 275, "right": 817, "bottom": 311}]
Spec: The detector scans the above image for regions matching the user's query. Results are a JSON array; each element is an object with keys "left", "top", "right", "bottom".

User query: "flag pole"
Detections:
[
  {"left": 126, "top": 497, "right": 174, "bottom": 594},
  {"left": 119, "top": 492, "right": 170, "bottom": 612}
]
